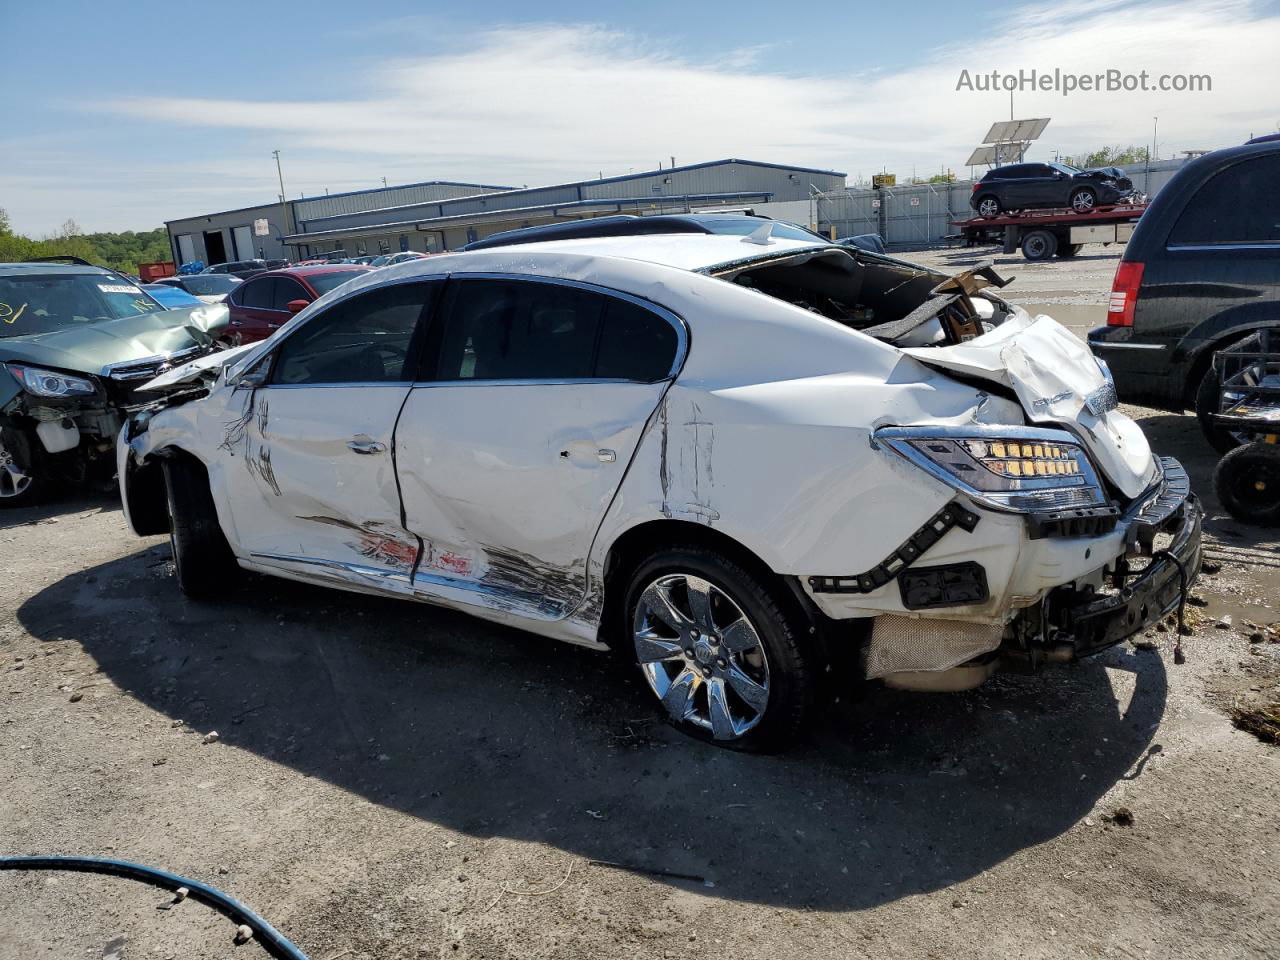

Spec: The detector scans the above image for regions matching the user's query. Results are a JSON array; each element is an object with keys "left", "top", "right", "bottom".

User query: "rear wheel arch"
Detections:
[{"left": 598, "top": 519, "right": 821, "bottom": 652}]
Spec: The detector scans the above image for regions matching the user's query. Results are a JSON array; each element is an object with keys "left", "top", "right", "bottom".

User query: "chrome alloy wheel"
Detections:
[
  {"left": 0, "top": 441, "right": 32, "bottom": 500},
  {"left": 633, "top": 573, "right": 771, "bottom": 740},
  {"left": 977, "top": 197, "right": 1000, "bottom": 217}
]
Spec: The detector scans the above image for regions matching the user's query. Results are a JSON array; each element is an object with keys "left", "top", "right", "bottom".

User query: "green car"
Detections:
[{"left": 0, "top": 259, "right": 228, "bottom": 506}]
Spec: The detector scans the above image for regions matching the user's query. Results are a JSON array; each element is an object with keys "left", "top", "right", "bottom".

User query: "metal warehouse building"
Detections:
[{"left": 164, "top": 159, "right": 846, "bottom": 266}]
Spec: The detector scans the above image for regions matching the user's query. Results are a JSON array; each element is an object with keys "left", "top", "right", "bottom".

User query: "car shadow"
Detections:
[{"left": 18, "top": 546, "right": 1167, "bottom": 911}]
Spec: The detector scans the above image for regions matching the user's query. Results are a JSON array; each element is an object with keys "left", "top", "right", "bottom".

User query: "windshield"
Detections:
[
  {"left": 0, "top": 272, "right": 165, "bottom": 338},
  {"left": 306, "top": 270, "right": 369, "bottom": 295},
  {"left": 1051, "top": 162, "right": 1083, "bottom": 175},
  {"left": 181, "top": 275, "right": 241, "bottom": 295}
]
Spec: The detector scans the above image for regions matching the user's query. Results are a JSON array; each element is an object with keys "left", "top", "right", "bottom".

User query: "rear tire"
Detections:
[
  {"left": 1194, "top": 362, "right": 1245, "bottom": 454},
  {"left": 623, "top": 545, "right": 814, "bottom": 751},
  {"left": 1214, "top": 442, "right": 1280, "bottom": 527},
  {"left": 163, "top": 455, "right": 238, "bottom": 599},
  {"left": 1021, "top": 229, "right": 1059, "bottom": 261},
  {"left": 975, "top": 195, "right": 1002, "bottom": 218},
  {"left": 1069, "top": 187, "right": 1097, "bottom": 213}
]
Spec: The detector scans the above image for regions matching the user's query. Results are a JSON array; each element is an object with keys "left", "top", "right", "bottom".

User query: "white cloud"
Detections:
[{"left": 6, "top": 1, "right": 1279, "bottom": 232}]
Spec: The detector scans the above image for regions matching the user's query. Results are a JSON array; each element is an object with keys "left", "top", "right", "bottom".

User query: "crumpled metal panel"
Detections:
[{"left": 864, "top": 615, "right": 1004, "bottom": 679}]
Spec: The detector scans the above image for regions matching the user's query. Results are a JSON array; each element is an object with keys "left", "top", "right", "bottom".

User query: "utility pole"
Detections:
[
  {"left": 272, "top": 150, "right": 291, "bottom": 258},
  {"left": 381, "top": 177, "right": 388, "bottom": 187},
  {"left": 1153, "top": 116, "right": 1159, "bottom": 161}
]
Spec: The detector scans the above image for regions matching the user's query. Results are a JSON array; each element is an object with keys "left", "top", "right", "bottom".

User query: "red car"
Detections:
[{"left": 225, "top": 265, "right": 373, "bottom": 344}]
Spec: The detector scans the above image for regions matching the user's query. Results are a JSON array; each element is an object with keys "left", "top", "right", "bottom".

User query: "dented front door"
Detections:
[{"left": 216, "top": 280, "right": 439, "bottom": 587}]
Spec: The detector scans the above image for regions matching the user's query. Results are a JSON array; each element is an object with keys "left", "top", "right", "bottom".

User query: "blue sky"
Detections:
[{"left": 4, "top": 0, "right": 1279, "bottom": 234}]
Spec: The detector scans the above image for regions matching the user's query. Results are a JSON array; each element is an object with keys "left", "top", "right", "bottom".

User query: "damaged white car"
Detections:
[{"left": 119, "top": 230, "right": 1201, "bottom": 750}]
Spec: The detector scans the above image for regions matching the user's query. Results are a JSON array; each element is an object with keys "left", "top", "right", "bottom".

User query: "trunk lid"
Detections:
[{"left": 902, "top": 313, "right": 1157, "bottom": 499}]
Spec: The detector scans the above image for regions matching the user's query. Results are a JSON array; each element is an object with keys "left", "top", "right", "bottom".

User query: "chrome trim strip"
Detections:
[
  {"left": 102, "top": 345, "right": 208, "bottom": 379},
  {"left": 263, "top": 382, "right": 414, "bottom": 390},
  {"left": 1167, "top": 242, "right": 1280, "bottom": 252},
  {"left": 1090, "top": 341, "right": 1167, "bottom": 351}
]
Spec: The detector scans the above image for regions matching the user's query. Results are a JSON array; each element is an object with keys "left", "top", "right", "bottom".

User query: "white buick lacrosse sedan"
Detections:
[{"left": 120, "top": 226, "right": 1200, "bottom": 750}]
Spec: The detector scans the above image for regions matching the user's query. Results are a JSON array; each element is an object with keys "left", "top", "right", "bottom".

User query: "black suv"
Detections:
[
  {"left": 1088, "top": 140, "right": 1280, "bottom": 449},
  {"left": 970, "top": 162, "right": 1133, "bottom": 217}
]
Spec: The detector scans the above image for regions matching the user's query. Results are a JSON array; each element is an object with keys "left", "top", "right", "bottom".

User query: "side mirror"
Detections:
[
  {"left": 286, "top": 299, "right": 309, "bottom": 314},
  {"left": 231, "top": 353, "right": 272, "bottom": 389}
]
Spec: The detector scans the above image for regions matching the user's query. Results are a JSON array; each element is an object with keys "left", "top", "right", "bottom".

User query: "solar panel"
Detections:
[
  {"left": 984, "top": 118, "right": 1050, "bottom": 143},
  {"left": 966, "top": 146, "right": 999, "bottom": 166}
]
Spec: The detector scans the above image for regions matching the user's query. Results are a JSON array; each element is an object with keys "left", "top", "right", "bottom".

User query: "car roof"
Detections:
[
  {"left": 441, "top": 233, "right": 831, "bottom": 273},
  {"left": 462, "top": 213, "right": 822, "bottom": 251},
  {"left": 0, "top": 262, "right": 115, "bottom": 275}
]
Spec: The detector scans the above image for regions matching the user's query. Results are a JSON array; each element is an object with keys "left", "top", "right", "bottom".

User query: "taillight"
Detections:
[
  {"left": 971, "top": 182, "right": 981, "bottom": 192},
  {"left": 1108, "top": 261, "right": 1145, "bottom": 326}
]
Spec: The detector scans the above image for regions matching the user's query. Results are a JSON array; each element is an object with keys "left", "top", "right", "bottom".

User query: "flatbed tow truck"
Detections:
[{"left": 952, "top": 202, "right": 1148, "bottom": 261}]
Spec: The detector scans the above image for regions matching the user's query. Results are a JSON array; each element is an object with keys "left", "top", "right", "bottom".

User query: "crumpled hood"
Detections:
[
  {"left": 903, "top": 314, "right": 1157, "bottom": 499},
  {"left": 0, "top": 304, "right": 229, "bottom": 375}
]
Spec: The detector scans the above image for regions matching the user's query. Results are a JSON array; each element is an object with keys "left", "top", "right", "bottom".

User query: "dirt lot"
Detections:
[{"left": 3, "top": 246, "right": 1278, "bottom": 960}]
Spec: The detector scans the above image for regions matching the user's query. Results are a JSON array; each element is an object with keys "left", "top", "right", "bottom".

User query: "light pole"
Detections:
[
  {"left": 272, "top": 149, "right": 291, "bottom": 258},
  {"left": 1152, "top": 116, "right": 1159, "bottom": 161}
]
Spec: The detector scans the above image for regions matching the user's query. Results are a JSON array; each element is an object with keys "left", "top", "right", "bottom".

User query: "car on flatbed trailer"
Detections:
[{"left": 953, "top": 203, "right": 1148, "bottom": 261}]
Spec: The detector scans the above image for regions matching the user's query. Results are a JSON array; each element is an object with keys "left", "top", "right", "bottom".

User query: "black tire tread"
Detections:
[
  {"left": 1214, "top": 442, "right": 1280, "bottom": 527},
  {"left": 163, "top": 456, "right": 238, "bottom": 598}
]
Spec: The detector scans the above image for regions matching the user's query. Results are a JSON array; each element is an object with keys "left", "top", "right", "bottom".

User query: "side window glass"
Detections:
[
  {"left": 1168, "top": 156, "right": 1280, "bottom": 246},
  {"left": 272, "top": 282, "right": 435, "bottom": 386},
  {"left": 273, "top": 278, "right": 310, "bottom": 310},
  {"left": 595, "top": 299, "right": 680, "bottom": 381},
  {"left": 434, "top": 280, "right": 604, "bottom": 381},
  {"left": 241, "top": 278, "right": 276, "bottom": 309},
  {"left": 432, "top": 279, "right": 679, "bottom": 383}
]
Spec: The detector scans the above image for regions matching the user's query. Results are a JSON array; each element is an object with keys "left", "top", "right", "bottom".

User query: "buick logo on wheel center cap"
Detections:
[{"left": 693, "top": 637, "right": 715, "bottom": 664}]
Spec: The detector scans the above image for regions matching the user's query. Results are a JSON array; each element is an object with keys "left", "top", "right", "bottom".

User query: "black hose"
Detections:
[
  {"left": 0, "top": 856, "right": 309, "bottom": 960},
  {"left": 1151, "top": 549, "right": 1189, "bottom": 665}
]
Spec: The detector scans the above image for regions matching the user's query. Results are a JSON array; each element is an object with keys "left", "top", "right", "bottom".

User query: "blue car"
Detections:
[{"left": 142, "top": 283, "right": 205, "bottom": 309}]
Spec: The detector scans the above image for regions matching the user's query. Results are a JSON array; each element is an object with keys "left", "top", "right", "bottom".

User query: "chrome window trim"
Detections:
[
  {"left": 1167, "top": 242, "right": 1280, "bottom": 252},
  {"left": 263, "top": 381, "right": 414, "bottom": 390},
  {"left": 427, "top": 272, "right": 689, "bottom": 385}
]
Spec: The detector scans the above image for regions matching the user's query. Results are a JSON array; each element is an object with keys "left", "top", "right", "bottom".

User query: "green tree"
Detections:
[
  {"left": 0, "top": 209, "right": 172, "bottom": 273},
  {"left": 1065, "top": 145, "right": 1150, "bottom": 168}
]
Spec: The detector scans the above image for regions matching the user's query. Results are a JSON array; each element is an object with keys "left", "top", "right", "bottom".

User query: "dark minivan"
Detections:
[{"left": 1088, "top": 141, "right": 1280, "bottom": 449}]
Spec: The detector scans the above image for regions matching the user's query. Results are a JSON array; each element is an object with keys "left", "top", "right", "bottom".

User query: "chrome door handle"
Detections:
[{"left": 348, "top": 439, "right": 387, "bottom": 455}]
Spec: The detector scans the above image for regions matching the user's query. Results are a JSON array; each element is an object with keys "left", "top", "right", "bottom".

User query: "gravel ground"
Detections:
[{"left": 2, "top": 246, "right": 1278, "bottom": 960}]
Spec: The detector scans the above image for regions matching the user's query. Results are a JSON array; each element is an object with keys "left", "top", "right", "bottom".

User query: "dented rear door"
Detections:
[{"left": 394, "top": 276, "right": 683, "bottom": 619}]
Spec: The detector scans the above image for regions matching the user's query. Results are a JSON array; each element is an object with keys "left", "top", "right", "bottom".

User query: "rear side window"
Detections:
[
  {"left": 272, "top": 281, "right": 436, "bottom": 385},
  {"left": 1168, "top": 155, "right": 1280, "bottom": 246},
  {"left": 432, "top": 279, "right": 678, "bottom": 382},
  {"left": 595, "top": 299, "right": 680, "bottom": 381}
]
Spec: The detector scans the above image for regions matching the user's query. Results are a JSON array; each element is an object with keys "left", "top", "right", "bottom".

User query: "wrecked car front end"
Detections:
[{"left": 0, "top": 266, "right": 228, "bottom": 504}]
